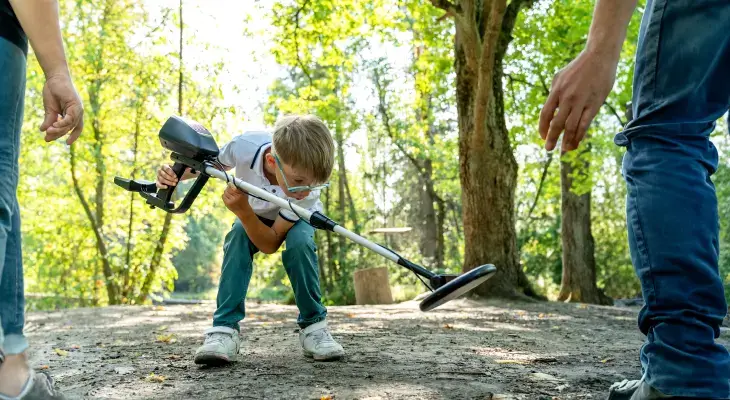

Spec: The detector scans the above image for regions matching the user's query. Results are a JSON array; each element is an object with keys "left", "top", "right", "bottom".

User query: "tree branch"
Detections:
[
  {"left": 603, "top": 101, "right": 627, "bottom": 127},
  {"left": 497, "top": 0, "right": 536, "bottom": 61},
  {"left": 525, "top": 152, "right": 554, "bottom": 221},
  {"left": 506, "top": 73, "right": 548, "bottom": 95},
  {"left": 459, "top": 0, "right": 480, "bottom": 71},
  {"left": 472, "top": 0, "right": 507, "bottom": 150},
  {"left": 430, "top": 0, "right": 460, "bottom": 14},
  {"left": 372, "top": 67, "right": 425, "bottom": 174},
  {"left": 292, "top": 0, "right": 314, "bottom": 88}
]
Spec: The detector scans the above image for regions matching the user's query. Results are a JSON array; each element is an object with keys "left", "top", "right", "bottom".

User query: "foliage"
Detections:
[
  {"left": 20, "top": 0, "right": 730, "bottom": 311},
  {"left": 505, "top": 0, "right": 644, "bottom": 298},
  {"left": 20, "top": 0, "right": 235, "bottom": 309}
]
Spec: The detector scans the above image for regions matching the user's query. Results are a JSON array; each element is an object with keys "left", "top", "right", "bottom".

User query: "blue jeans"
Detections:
[
  {"left": 213, "top": 219, "right": 326, "bottom": 331},
  {"left": 616, "top": 0, "right": 730, "bottom": 397},
  {"left": 0, "top": 37, "right": 27, "bottom": 356}
]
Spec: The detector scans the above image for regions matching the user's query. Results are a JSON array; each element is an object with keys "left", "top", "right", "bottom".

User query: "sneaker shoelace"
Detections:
[
  {"left": 310, "top": 328, "right": 335, "bottom": 349},
  {"left": 206, "top": 332, "right": 232, "bottom": 347}
]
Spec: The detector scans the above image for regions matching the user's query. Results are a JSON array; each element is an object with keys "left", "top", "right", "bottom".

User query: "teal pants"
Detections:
[{"left": 213, "top": 218, "right": 327, "bottom": 330}]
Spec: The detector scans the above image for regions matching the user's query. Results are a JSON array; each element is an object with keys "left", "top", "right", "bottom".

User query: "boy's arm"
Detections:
[
  {"left": 237, "top": 213, "right": 294, "bottom": 255},
  {"left": 222, "top": 184, "right": 294, "bottom": 254}
]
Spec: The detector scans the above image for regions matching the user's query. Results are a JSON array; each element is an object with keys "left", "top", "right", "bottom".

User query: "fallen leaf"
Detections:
[
  {"left": 156, "top": 334, "right": 177, "bottom": 344},
  {"left": 155, "top": 325, "right": 169, "bottom": 332},
  {"left": 577, "top": 303, "right": 588, "bottom": 309},
  {"left": 346, "top": 313, "right": 356, "bottom": 318},
  {"left": 601, "top": 357, "right": 614, "bottom": 363},
  {"left": 71, "top": 344, "right": 80, "bottom": 350},
  {"left": 443, "top": 324, "right": 454, "bottom": 329},
  {"left": 153, "top": 306, "right": 165, "bottom": 311},
  {"left": 145, "top": 373, "right": 166, "bottom": 383},
  {"left": 166, "top": 354, "right": 183, "bottom": 360},
  {"left": 538, "top": 313, "right": 546, "bottom": 318},
  {"left": 320, "top": 395, "right": 333, "bottom": 400},
  {"left": 38, "top": 365, "right": 49, "bottom": 370},
  {"left": 54, "top": 348, "right": 68, "bottom": 357}
]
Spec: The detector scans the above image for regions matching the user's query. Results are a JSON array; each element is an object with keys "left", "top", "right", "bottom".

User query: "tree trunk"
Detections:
[
  {"left": 431, "top": 0, "right": 536, "bottom": 298},
  {"left": 435, "top": 197, "right": 446, "bottom": 270},
  {"left": 454, "top": 19, "right": 520, "bottom": 298},
  {"left": 558, "top": 148, "right": 612, "bottom": 305},
  {"left": 353, "top": 267, "right": 393, "bottom": 305},
  {"left": 70, "top": 146, "right": 117, "bottom": 303},
  {"left": 335, "top": 119, "right": 347, "bottom": 281},
  {"left": 420, "top": 163, "right": 439, "bottom": 269},
  {"left": 325, "top": 187, "right": 335, "bottom": 291},
  {"left": 123, "top": 102, "right": 142, "bottom": 300},
  {"left": 138, "top": 0, "right": 183, "bottom": 303}
]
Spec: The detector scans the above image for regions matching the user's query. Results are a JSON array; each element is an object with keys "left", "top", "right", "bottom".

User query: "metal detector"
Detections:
[{"left": 114, "top": 116, "right": 496, "bottom": 311}]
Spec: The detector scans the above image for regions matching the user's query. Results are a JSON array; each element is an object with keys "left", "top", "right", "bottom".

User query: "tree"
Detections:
[
  {"left": 427, "top": 0, "right": 536, "bottom": 297},
  {"left": 505, "top": 0, "right": 644, "bottom": 299},
  {"left": 558, "top": 145, "right": 612, "bottom": 304}
]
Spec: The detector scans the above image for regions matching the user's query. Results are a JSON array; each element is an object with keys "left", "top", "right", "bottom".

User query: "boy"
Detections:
[{"left": 156, "top": 114, "right": 345, "bottom": 364}]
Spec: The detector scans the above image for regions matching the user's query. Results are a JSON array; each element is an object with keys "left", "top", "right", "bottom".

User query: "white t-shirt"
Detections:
[{"left": 216, "top": 130, "right": 324, "bottom": 223}]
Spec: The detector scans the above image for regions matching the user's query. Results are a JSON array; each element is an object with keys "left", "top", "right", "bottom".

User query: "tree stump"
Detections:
[{"left": 353, "top": 267, "right": 393, "bottom": 305}]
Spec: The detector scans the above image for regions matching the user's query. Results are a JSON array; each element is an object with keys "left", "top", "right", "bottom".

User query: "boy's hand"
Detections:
[
  {"left": 156, "top": 165, "right": 179, "bottom": 189},
  {"left": 222, "top": 183, "right": 252, "bottom": 216}
]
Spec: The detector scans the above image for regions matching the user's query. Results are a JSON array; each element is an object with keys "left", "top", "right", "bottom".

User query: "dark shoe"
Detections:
[
  {"left": 608, "top": 379, "right": 673, "bottom": 400},
  {"left": 0, "top": 370, "right": 66, "bottom": 400}
]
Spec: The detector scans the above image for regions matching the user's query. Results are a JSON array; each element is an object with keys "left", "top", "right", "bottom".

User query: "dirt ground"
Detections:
[{"left": 23, "top": 297, "right": 730, "bottom": 400}]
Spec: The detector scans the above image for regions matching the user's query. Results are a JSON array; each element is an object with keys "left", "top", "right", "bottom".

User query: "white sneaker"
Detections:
[
  {"left": 299, "top": 320, "right": 345, "bottom": 361},
  {"left": 194, "top": 326, "right": 240, "bottom": 365}
]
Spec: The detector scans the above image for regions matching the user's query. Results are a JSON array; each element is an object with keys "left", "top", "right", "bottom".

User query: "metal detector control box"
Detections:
[{"left": 114, "top": 116, "right": 219, "bottom": 213}]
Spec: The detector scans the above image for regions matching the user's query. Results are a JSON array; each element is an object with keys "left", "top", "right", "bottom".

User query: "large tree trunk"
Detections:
[
  {"left": 454, "top": 1, "right": 518, "bottom": 298},
  {"left": 432, "top": 0, "right": 536, "bottom": 298},
  {"left": 558, "top": 148, "right": 612, "bottom": 305}
]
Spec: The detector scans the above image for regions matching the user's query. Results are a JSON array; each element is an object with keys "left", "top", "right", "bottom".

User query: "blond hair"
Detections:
[{"left": 272, "top": 114, "right": 335, "bottom": 184}]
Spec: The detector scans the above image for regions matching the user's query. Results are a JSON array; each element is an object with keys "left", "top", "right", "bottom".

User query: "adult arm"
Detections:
[
  {"left": 538, "top": 0, "right": 638, "bottom": 152},
  {"left": 9, "top": 0, "right": 84, "bottom": 144}
]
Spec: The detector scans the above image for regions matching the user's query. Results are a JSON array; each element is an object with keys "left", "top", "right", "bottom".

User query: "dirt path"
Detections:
[{"left": 23, "top": 298, "right": 729, "bottom": 399}]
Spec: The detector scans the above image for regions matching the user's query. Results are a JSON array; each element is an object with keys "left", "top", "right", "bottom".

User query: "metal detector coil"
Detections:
[{"left": 114, "top": 115, "right": 497, "bottom": 311}]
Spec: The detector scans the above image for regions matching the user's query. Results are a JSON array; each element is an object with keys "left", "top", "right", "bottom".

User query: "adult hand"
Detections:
[
  {"left": 539, "top": 48, "right": 618, "bottom": 152},
  {"left": 222, "top": 183, "right": 252, "bottom": 217},
  {"left": 40, "top": 72, "right": 84, "bottom": 145}
]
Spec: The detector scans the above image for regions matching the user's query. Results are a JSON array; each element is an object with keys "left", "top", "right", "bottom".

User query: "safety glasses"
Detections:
[{"left": 273, "top": 153, "right": 330, "bottom": 193}]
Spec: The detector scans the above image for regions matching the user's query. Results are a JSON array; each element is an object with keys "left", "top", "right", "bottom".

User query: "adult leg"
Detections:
[
  {"left": 0, "top": 35, "right": 28, "bottom": 398},
  {"left": 613, "top": 0, "right": 730, "bottom": 397}
]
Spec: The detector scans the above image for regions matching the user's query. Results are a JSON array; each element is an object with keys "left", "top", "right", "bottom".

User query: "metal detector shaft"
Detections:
[{"left": 204, "top": 166, "right": 436, "bottom": 280}]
